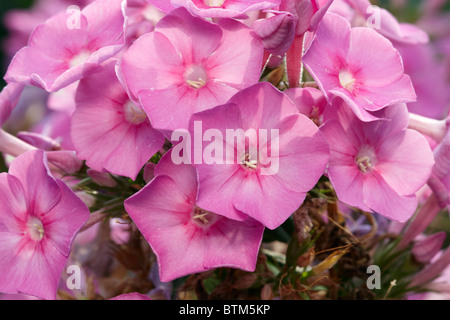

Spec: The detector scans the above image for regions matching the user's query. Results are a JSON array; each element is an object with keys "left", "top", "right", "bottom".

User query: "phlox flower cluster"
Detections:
[{"left": 0, "top": 0, "right": 448, "bottom": 300}]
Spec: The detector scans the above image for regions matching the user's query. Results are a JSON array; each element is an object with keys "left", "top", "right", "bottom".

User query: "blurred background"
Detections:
[{"left": 0, "top": 0, "right": 33, "bottom": 85}]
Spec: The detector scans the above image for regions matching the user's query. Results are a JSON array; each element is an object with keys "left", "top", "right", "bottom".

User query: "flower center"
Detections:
[
  {"left": 192, "top": 207, "right": 217, "bottom": 227},
  {"left": 27, "top": 217, "right": 45, "bottom": 242},
  {"left": 339, "top": 70, "right": 356, "bottom": 91},
  {"left": 204, "top": 0, "right": 225, "bottom": 6},
  {"left": 123, "top": 101, "right": 147, "bottom": 125},
  {"left": 356, "top": 145, "right": 377, "bottom": 173},
  {"left": 184, "top": 64, "right": 208, "bottom": 89},
  {"left": 241, "top": 153, "right": 258, "bottom": 171},
  {"left": 69, "top": 50, "right": 91, "bottom": 68}
]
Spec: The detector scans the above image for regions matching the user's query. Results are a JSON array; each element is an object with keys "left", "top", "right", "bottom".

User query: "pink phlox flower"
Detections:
[
  {"left": 0, "top": 150, "right": 90, "bottom": 300},
  {"left": 71, "top": 59, "right": 165, "bottom": 180},
  {"left": 320, "top": 100, "right": 435, "bottom": 222},
  {"left": 124, "top": 150, "right": 265, "bottom": 282},
  {"left": 188, "top": 82, "right": 329, "bottom": 229},
  {"left": 5, "top": 0, "right": 128, "bottom": 92},
  {"left": 121, "top": 7, "right": 264, "bottom": 132},
  {"left": 303, "top": 12, "right": 416, "bottom": 122}
]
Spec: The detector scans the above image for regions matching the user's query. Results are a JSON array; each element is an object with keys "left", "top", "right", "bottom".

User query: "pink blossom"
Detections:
[
  {"left": 284, "top": 87, "right": 328, "bottom": 125},
  {"left": 4, "top": 0, "right": 127, "bottom": 93},
  {"left": 150, "top": 0, "right": 281, "bottom": 18},
  {"left": 2, "top": 0, "right": 94, "bottom": 59},
  {"left": 0, "top": 150, "right": 90, "bottom": 300},
  {"left": 190, "top": 82, "right": 329, "bottom": 229},
  {"left": 71, "top": 60, "right": 165, "bottom": 180},
  {"left": 412, "top": 232, "right": 446, "bottom": 264},
  {"left": 124, "top": 150, "right": 265, "bottom": 282},
  {"left": 0, "top": 83, "right": 25, "bottom": 126},
  {"left": 329, "top": 0, "right": 429, "bottom": 44},
  {"left": 303, "top": 13, "right": 416, "bottom": 122},
  {"left": 320, "top": 101, "right": 434, "bottom": 222},
  {"left": 120, "top": 7, "right": 264, "bottom": 132}
]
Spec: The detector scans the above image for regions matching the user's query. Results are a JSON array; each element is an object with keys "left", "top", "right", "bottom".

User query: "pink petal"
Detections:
[
  {"left": 195, "top": 163, "right": 249, "bottom": 222},
  {"left": 124, "top": 175, "right": 201, "bottom": 281},
  {"left": 356, "top": 75, "right": 417, "bottom": 110},
  {"left": 154, "top": 151, "right": 198, "bottom": 200},
  {"left": 0, "top": 173, "right": 27, "bottom": 232},
  {"left": 120, "top": 31, "right": 184, "bottom": 95},
  {"left": 147, "top": 0, "right": 177, "bottom": 12},
  {"left": 205, "top": 217, "right": 264, "bottom": 271},
  {"left": 329, "top": 89, "right": 384, "bottom": 122},
  {"left": 271, "top": 114, "right": 329, "bottom": 192},
  {"left": 227, "top": 82, "right": 298, "bottom": 130},
  {"left": 203, "top": 18, "right": 263, "bottom": 88},
  {"left": 0, "top": 83, "right": 25, "bottom": 125},
  {"left": 0, "top": 233, "right": 31, "bottom": 295},
  {"left": 363, "top": 172, "right": 418, "bottom": 222},
  {"left": 348, "top": 26, "right": 406, "bottom": 87},
  {"left": 154, "top": 7, "right": 223, "bottom": 64},
  {"left": 41, "top": 180, "right": 90, "bottom": 257},
  {"left": 320, "top": 120, "right": 370, "bottom": 211},
  {"left": 8, "top": 150, "right": 61, "bottom": 217},
  {"left": 17, "top": 239, "right": 67, "bottom": 300},
  {"left": 303, "top": 13, "right": 351, "bottom": 101},
  {"left": 232, "top": 172, "right": 306, "bottom": 229},
  {"left": 139, "top": 86, "right": 196, "bottom": 132},
  {"left": 82, "top": 0, "right": 127, "bottom": 49},
  {"left": 375, "top": 129, "right": 434, "bottom": 196}
]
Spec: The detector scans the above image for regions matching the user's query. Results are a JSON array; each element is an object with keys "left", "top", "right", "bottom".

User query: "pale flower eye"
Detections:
[{"left": 204, "top": 0, "right": 225, "bottom": 7}]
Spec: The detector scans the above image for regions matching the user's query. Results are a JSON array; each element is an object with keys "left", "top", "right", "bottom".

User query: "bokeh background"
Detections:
[{"left": 0, "top": 0, "right": 33, "bottom": 85}]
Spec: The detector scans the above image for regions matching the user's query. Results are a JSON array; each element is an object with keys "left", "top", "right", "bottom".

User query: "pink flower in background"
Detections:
[
  {"left": 303, "top": 13, "right": 416, "bottom": 121},
  {"left": 329, "top": 0, "right": 429, "bottom": 44},
  {"left": 150, "top": 0, "right": 281, "bottom": 18},
  {"left": 320, "top": 101, "right": 434, "bottom": 222},
  {"left": 395, "top": 43, "right": 450, "bottom": 120},
  {"left": 0, "top": 83, "right": 25, "bottom": 126},
  {"left": 4, "top": 0, "right": 127, "bottom": 92},
  {"left": 71, "top": 60, "right": 165, "bottom": 180},
  {"left": 0, "top": 150, "right": 90, "bottom": 300},
  {"left": 284, "top": 87, "right": 328, "bottom": 125},
  {"left": 121, "top": 7, "right": 264, "bottom": 132},
  {"left": 2, "top": 0, "right": 94, "bottom": 59},
  {"left": 191, "top": 82, "right": 329, "bottom": 229},
  {"left": 124, "top": 151, "right": 265, "bottom": 282},
  {"left": 125, "top": 0, "right": 166, "bottom": 43}
]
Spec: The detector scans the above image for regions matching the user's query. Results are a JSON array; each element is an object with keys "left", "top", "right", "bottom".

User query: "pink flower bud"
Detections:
[
  {"left": 412, "top": 232, "right": 446, "bottom": 264},
  {"left": 87, "top": 169, "right": 118, "bottom": 188},
  {"left": 17, "top": 131, "right": 61, "bottom": 151},
  {"left": 253, "top": 11, "right": 296, "bottom": 55}
]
